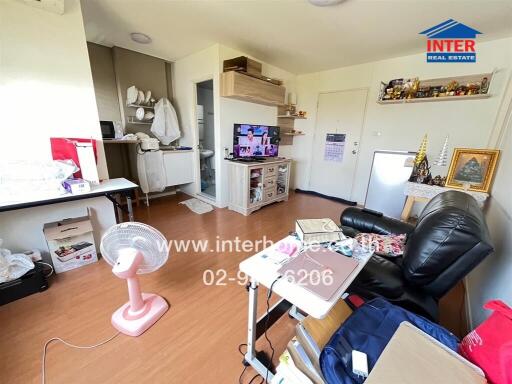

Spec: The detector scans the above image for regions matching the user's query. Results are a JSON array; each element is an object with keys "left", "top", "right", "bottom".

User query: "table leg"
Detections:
[
  {"left": 116, "top": 196, "right": 124, "bottom": 223},
  {"left": 401, "top": 196, "right": 415, "bottom": 222},
  {"left": 245, "top": 279, "right": 274, "bottom": 381},
  {"left": 126, "top": 195, "right": 134, "bottom": 222},
  {"left": 289, "top": 305, "right": 306, "bottom": 322}
]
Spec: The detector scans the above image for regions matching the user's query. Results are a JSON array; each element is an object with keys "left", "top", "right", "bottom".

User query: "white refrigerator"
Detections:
[{"left": 364, "top": 151, "right": 416, "bottom": 219}]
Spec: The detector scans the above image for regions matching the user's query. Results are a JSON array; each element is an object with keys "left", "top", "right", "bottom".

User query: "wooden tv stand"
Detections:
[{"left": 227, "top": 158, "right": 291, "bottom": 216}]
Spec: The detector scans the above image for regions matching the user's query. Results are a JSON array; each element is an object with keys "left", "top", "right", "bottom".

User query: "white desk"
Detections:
[
  {"left": 0, "top": 178, "right": 138, "bottom": 222},
  {"left": 239, "top": 236, "right": 372, "bottom": 380}
]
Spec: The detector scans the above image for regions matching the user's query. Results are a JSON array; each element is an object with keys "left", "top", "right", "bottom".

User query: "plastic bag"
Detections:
[
  {"left": 151, "top": 98, "right": 181, "bottom": 145},
  {"left": 460, "top": 300, "right": 512, "bottom": 384},
  {"left": 0, "top": 240, "right": 35, "bottom": 283},
  {"left": 0, "top": 159, "right": 77, "bottom": 202}
]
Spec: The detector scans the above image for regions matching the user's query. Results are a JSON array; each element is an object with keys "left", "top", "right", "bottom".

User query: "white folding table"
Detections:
[
  {"left": 0, "top": 178, "right": 139, "bottom": 222},
  {"left": 239, "top": 236, "right": 373, "bottom": 381}
]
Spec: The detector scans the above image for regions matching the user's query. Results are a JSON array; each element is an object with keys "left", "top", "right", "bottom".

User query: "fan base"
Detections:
[{"left": 112, "top": 293, "right": 169, "bottom": 337}]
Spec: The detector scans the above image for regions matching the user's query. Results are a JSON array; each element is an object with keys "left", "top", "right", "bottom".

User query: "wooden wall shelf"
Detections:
[
  {"left": 378, "top": 72, "right": 493, "bottom": 104},
  {"left": 277, "top": 106, "right": 306, "bottom": 145},
  {"left": 276, "top": 115, "right": 307, "bottom": 119},
  {"left": 377, "top": 93, "right": 491, "bottom": 104},
  {"left": 220, "top": 71, "right": 286, "bottom": 106}
]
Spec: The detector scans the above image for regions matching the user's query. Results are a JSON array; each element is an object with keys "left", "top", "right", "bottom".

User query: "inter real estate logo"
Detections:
[{"left": 420, "top": 19, "right": 481, "bottom": 63}]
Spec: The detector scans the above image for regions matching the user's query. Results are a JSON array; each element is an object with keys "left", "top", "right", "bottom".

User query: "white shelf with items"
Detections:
[
  {"left": 127, "top": 104, "right": 154, "bottom": 110},
  {"left": 127, "top": 116, "right": 153, "bottom": 125},
  {"left": 377, "top": 72, "right": 493, "bottom": 104}
]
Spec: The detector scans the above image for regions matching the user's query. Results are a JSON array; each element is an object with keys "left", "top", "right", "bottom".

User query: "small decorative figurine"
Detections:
[
  {"left": 403, "top": 78, "right": 420, "bottom": 99},
  {"left": 392, "top": 86, "right": 402, "bottom": 100},
  {"left": 430, "top": 175, "right": 447, "bottom": 187},
  {"left": 433, "top": 136, "right": 449, "bottom": 166},
  {"left": 480, "top": 77, "right": 489, "bottom": 94},
  {"left": 383, "top": 88, "right": 393, "bottom": 100}
]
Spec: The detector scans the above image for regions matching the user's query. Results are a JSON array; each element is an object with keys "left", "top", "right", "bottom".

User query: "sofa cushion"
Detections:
[{"left": 355, "top": 233, "right": 406, "bottom": 257}]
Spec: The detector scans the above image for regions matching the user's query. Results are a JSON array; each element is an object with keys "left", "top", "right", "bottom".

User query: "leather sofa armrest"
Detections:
[{"left": 341, "top": 207, "right": 415, "bottom": 235}]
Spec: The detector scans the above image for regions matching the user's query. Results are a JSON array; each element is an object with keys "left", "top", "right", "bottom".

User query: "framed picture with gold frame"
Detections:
[{"left": 445, "top": 148, "right": 500, "bottom": 193}]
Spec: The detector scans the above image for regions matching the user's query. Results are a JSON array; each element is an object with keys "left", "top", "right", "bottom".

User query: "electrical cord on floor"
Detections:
[
  {"left": 238, "top": 343, "right": 263, "bottom": 384},
  {"left": 41, "top": 332, "right": 120, "bottom": 384}
]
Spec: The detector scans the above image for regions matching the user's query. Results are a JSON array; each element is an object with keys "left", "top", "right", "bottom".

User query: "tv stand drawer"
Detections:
[
  {"left": 264, "top": 176, "right": 277, "bottom": 189},
  {"left": 265, "top": 165, "right": 277, "bottom": 177},
  {"left": 264, "top": 187, "right": 276, "bottom": 202}
]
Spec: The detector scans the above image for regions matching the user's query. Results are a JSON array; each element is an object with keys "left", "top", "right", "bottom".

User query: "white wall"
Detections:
[
  {"left": 466, "top": 104, "right": 512, "bottom": 327},
  {"left": 172, "top": 45, "right": 222, "bottom": 199},
  {"left": 0, "top": 0, "right": 108, "bottom": 179},
  {"left": 293, "top": 37, "right": 512, "bottom": 204},
  {"left": 0, "top": 0, "right": 117, "bottom": 255}
]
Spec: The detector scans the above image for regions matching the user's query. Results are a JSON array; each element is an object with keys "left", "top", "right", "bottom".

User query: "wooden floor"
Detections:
[{"left": 0, "top": 192, "right": 465, "bottom": 383}]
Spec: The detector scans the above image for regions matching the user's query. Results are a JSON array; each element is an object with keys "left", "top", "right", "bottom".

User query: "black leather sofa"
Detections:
[{"left": 341, "top": 190, "right": 494, "bottom": 321}]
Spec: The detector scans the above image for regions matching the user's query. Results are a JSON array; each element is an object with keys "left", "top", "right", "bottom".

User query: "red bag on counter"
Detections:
[
  {"left": 459, "top": 300, "right": 512, "bottom": 384},
  {"left": 50, "top": 138, "right": 97, "bottom": 179}
]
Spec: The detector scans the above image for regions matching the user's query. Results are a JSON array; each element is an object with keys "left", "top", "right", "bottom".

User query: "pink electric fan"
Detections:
[{"left": 100, "top": 222, "right": 169, "bottom": 337}]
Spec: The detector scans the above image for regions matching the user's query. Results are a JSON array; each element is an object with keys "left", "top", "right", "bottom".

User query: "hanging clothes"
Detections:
[{"left": 151, "top": 98, "right": 181, "bottom": 145}]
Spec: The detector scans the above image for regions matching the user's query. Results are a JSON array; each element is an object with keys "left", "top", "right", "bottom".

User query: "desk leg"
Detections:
[
  {"left": 126, "top": 195, "right": 134, "bottom": 222},
  {"left": 245, "top": 279, "right": 274, "bottom": 381},
  {"left": 401, "top": 196, "right": 415, "bottom": 222},
  {"left": 289, "top": 305, "right": 306, "bottom": 322},
  {"left": 116, "top": 195, "right": 124, "bottom": 223}
]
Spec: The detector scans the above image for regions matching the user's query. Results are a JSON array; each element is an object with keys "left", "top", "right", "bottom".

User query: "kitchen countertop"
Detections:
[{"left": 160, "top": 148, "right": 194, "bottom": 153}]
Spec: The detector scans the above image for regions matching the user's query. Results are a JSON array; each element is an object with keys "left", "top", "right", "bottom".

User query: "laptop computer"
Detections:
[{"left": 277, "top": 248, "right": 359, "bottom": 301}]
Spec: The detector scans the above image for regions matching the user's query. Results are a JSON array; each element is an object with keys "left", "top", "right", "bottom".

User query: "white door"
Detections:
[{"left": 308, "top": 89, "right": 368, "bottom": 201}]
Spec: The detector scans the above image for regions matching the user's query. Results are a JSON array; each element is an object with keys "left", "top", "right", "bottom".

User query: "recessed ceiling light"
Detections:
[
  {"left": 308, "top": 0, "right": 346, "bottom": 6},
  {"left": 130, "top": 32, "right": 152, "bottom": 44}
]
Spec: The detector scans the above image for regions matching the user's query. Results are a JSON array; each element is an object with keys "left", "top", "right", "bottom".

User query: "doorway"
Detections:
[
  {"left": 308, "top": 89, "right": 368, "bottom": 202},
  {"left": 196, "top": 79, "right": 216, "bottom": 198}
]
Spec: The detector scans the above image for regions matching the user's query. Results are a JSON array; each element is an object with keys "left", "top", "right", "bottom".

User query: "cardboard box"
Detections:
[
  {"left": 62, "top": 178, "right": 90, "bottom": 194},
  {"left": 223, "top": 56, "right": 262, "bottom": 75},
  {"left": 365, "top": 322, "right": 487, "bottom": 384},
  {"left": 43, "top": 216, "right": 98, "bottom": 273}
]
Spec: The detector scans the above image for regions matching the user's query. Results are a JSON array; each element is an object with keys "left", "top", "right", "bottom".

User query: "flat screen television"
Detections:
[{"left": 233, "top": 124, "right": 280, "bottom": 158}]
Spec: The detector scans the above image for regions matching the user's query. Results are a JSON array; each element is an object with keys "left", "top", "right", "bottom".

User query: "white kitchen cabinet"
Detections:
[
  {"left": 227, "top": 158, "right": 291, "bottom": 215},
  {"left": 163, "top": 150, "right": 194, "bottom": 186}
]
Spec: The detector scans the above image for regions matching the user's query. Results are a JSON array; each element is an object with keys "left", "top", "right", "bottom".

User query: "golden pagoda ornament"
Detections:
[
  {"left": 410, "top": 134, "right": 432, "bottom": 184},
  {"left": 414, "top": 134, "right": 428, "bottom": 165}
]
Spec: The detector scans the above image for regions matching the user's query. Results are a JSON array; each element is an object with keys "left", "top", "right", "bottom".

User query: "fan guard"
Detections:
[{"left": 100, "top": 222, "right": 168, "bottom": 274}]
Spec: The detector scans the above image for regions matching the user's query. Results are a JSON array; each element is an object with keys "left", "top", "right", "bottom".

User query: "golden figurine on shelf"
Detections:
[
  {"left": 409, "top": 134, "right": 432, "bottom": 184},
  {"left": 404, "top": 78, "right": 420, "bottom": 99},
  {"left": 379, "top": 75, "right": 491, "bottom": 102}
]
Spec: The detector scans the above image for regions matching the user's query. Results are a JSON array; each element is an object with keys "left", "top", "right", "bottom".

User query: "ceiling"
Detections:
[{"left": 81, "top": 0, "right": 512, "bottom": 74}]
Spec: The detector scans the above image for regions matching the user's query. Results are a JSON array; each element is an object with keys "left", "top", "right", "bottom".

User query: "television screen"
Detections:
[{"left": 233, "top": 124, "right": 280, "bottom": 158}]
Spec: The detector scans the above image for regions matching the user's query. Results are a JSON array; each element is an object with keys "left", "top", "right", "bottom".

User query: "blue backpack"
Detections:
[{"left": 319, "top": 298, "right": 459, "bottom": 384}]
